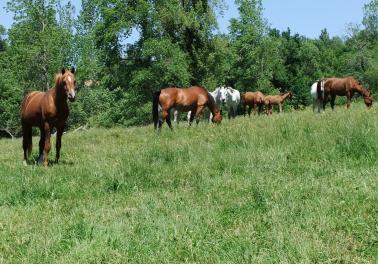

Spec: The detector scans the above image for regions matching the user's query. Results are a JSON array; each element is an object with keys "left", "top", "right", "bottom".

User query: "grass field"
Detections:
[{"left": 0, "top": 104, "right": 377, "bottom": 263}]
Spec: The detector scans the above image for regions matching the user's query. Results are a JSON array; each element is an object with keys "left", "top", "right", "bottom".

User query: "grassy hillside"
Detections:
[{"left": 0, "top": 105, "right": 377, "bottom": 263}]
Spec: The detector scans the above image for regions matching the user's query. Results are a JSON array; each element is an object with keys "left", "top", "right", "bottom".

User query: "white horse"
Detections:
[
  {"left": 220, "top": 86, "right": 240, "bottom": 119},
  {"left": 311, "top": 80, "right": 324, "bottom": 113},
  {"left": 173, "top": 87, "right": 222, "bottom": 124}
]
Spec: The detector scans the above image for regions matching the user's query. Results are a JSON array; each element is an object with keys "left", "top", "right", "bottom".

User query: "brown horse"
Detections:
[
  {"left": 264, "top": 91, "right": 293, "bottom": 115},
  {"left": 317, "top": 77, "right": 373, "bottom": 110},
  {"left": 20, "top": 67, "right": 77, "bottom": 166},
  {"left": 241, "top": 91, "right": 265, "bottom": 116},
  {"left": 153, "top": 86, "right": 222, "bottom": 129}
]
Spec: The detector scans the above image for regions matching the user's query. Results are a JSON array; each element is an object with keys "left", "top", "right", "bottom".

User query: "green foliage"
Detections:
[{"left": 1, "top": 0, "right": 378, "bottom": 133}]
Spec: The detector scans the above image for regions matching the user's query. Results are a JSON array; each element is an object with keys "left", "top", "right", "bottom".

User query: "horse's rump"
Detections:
[{"left": 20, "top": 91, "right": 46, "bottom": 125}]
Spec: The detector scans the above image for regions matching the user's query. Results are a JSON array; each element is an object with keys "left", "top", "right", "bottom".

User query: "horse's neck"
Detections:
[
  {"left": 281, "top": 93, "right": 290, "bottom": 100},
  {"left": 207, "top": 98, "right": 219, "bottom": 115},
  {"left": 359, "top": 88, "right": 369, "bottom": 98},
  {"left": 53, "top": 84, "right": 68, "bottom": 107}
]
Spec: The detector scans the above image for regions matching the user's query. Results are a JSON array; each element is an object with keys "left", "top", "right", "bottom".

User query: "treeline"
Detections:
[{"left": 1, "top": 0, "right": 378, "bottom": 137}]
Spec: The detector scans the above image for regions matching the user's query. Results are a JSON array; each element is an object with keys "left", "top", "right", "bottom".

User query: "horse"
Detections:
[
  {"left": 153, "top": 86, "right": 222, "bottom": 130},
  {"left": 241, "top": 91, "right": 265, "bottom": 116},
  {"left": 20, "top": 67, "right": 77, "bottom": 166},
  {"left": 311, "top": 80, "right": 324, "bottom": 113},
  {"left": 219, "top": 86, "right": 240, "bottom": 119},
  {"left": 173, "top": 86, "right": 222, "bottom": 125},
  {"left": 317, "top": 77, "right": 373, "bottom": 111},
  {"left": 264, "top": 91, "right": 293, "bottom": 115}
]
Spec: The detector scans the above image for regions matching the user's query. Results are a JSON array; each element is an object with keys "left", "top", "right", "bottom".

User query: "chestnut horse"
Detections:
[
  {"left": 20, "top": 67, "right": 77, "bottom": 166},
  {"left": 264, "top": 91, "right": 293, "bottom": 115},
  {"left": 241, "top": 91, "right": 265, "bottom": 116},
  {"left": 153, "top": 86, "right": 222, "bottom": 129},
  {"left": 317, "top": 77, "right": 373, "bottom": 111}
]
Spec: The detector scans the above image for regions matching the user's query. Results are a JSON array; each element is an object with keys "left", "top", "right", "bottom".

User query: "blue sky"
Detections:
[{"left": 0, "top": 0, "right": 370, "bottom": 39}]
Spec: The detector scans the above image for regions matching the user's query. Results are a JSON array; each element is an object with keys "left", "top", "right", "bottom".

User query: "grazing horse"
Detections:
[
  {"left": 20, "top": 67, "right": 77, "bottom": 166},
  {"left": 241, "top": 91, "right": 265, "bottom": 116},
  {"left": 220, "top": 86, "right": 240, "bottom": 119},
  {"left": 317, "top": 77, "right": 373, "bottom": 111},
  {"left": 153, "top": 86, "right": 222, "bottom": 129},
  {"left": 173, "top": 87, "right": 222, "bottom": 124},
  {"left": 264, "top": 91, "right": 293, "bottom": 115}
]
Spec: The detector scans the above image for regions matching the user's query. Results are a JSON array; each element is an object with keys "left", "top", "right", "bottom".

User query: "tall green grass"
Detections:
[{"left": 0, "top": 104, "right": 377, "bottom": 263}]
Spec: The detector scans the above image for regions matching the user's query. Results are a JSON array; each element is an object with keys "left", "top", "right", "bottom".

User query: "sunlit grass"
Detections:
[{"left": 0, "top": 104, "right": 377, "bottom": 263}]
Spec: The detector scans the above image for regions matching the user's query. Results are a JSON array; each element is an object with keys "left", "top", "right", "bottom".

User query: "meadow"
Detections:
[{"left": 0, "top": 105, "right": 377, "bottom": 263}]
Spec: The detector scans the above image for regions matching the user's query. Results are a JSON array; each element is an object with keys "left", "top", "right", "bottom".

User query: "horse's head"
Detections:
[
  {"left": 354, "top": 80, "right": 373, "bottom": 108},
  {"left": 219, "top": 86, "right": 226, "bottom": 103},
  {"left": 220, "top": 86, "right": 232, "bottom": 103},
  {"left": 212, "top": 87, "right": 222, "bottom": 101},
  {"left": 212, "top": 108, "right": 222, "bottom": 124},
  {"left": 60, "top": 67, "right": 77, "bottom": 102},
  {"left": 363, "top": 90, "right": 373, "bottom": 108}
]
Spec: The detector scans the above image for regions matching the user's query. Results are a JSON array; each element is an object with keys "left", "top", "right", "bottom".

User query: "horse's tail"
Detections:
[
  {"left": 317, "top": 79, "right": 324, "bottom": 101},
  {"left": 316, "top": 79, "right": 324, "bottom": 102},
  {"left": 152, "top": 90, "right": 161, "bottom": 129}
]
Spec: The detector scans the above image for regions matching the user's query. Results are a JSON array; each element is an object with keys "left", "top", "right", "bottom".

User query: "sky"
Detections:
[{"left": 0, "top": 0, "right": 370, "bottom": 39}]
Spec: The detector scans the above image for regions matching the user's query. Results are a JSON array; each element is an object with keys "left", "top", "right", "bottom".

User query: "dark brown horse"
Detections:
[
  {"left": 20, "top": 67, "right": 77, "bottom": 166},
  {"left": 153, "top": 86, "right": 222, "bottom": 129},
  {"left": 317, "top": 77, "right": 373, "bottom": 110},
  {"left": 241, "top": 91, "right": 265, "bottom": 116}
]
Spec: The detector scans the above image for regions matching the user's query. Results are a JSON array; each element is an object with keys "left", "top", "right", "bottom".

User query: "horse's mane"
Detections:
[
  {"left": 207, "top": 92, "right": 220, "bottom": 112},
  {"left": 54, "top": 73, "right": 64, "bottom": 89}
]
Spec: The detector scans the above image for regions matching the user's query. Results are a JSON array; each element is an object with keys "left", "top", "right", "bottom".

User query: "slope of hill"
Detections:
[{"left": 0, "top": 105, "right": 377, "bottom": 263}]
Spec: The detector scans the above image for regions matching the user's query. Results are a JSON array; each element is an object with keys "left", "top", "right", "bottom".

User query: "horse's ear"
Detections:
[
  {"left": 70, "top": 66, "right": 76, "bottom": 74},
  {"left": 61, "top": 68, "right": 66, "bottom": 75}
]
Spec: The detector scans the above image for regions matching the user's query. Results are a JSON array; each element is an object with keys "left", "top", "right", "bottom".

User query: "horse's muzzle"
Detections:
[{"left": 68, "top": 96, "right": 76, "bottom": 102}]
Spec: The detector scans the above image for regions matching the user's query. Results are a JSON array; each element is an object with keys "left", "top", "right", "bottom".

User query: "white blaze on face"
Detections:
[{"left": 66, "top": 75, "right": 76, "bottom": 99}]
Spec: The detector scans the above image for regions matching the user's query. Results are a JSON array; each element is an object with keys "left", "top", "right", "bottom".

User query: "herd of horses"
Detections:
[{"left": 20, "top": 68, "right": 373, "bottom": 166}]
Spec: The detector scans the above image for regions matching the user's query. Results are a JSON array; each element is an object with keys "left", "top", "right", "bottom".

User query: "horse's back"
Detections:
[
  {"left": 325, "top": 77, "right": 352, "bottom": 95},
  {"left": 160, "top": 86, "right": 208, "bottom": 111},
  {"left": 244, "top": 91, "right": 264, "bottom": 104}
]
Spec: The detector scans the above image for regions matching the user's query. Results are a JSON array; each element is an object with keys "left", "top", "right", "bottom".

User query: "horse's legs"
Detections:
[
  {"left": 330, "top": 94, "right": 336, "bottom": 110},
  {"left": 173, "top": 110, "right": 179, "bottom": 125},
  {"left": 258, "top": 104, "right": 263, "bottom": 115},
  {"left": 22, "top": 124, "right": 32, "bottom": 165},
  {"left": 322, "top": 94, "right": 328, "bottom": 111},
  {"left": 196, "top": 106, "right": 205, "bottom": 124},
  {"left": 248, "top": 105, "right": 252, "bottom": 117},
  {"left": 317, "top": 98, "right": 321, "bottom": 113},
  {"left": 279, "top": 103, "right": 282, "bottom": 113},
  {"left": 42, "top": 122, "right": 51, "bottom": 167},
  {"left": 346, "top": 93, "right": 351, "bottom": 108},
  {"left": 55, "top": 126, "right": 64, "bottom": 163},
  {"left": 187, "top": 111, "right": 192, "bottom": 125},
  {"left": 166, "top": 111, "right": 173, "bottom": 129},
  {"left": 158, "top": 110, "right": 168, "bottom": 129},
  {"left": 38, "top": 127, "right": 45, "bottom": 164},
  {"left": 189, "top": 109, "right": 196, "bottom": 126}
]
